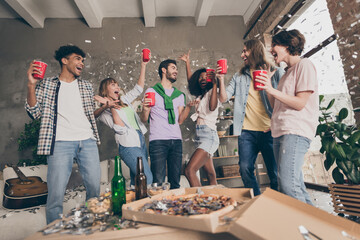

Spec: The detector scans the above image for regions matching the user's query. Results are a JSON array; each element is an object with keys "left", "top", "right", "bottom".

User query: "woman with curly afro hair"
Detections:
[{"left": 179, "top": 51, "right": 227, "bottom": 186}]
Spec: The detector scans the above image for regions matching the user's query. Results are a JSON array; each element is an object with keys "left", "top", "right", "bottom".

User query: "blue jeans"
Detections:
[
  {"left": 273, "top": 134, "right": 313, "bottom": 205},
  {"left": 119, "top": 130, "right": 153, "bottom": 186},
  {"left": 149, "top": 139, "right": 182, "bottom": 189},
  {"left": 238, "top": 130, "right": 278, "bottom": 196},
  {"left": 46, "top": 138, "right": 100, "bottom": 224}
]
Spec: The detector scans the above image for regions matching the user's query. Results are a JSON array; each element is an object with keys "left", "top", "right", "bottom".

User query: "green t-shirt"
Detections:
[{"left": 122, "top": 107, "right": 140, "bottom": 130}]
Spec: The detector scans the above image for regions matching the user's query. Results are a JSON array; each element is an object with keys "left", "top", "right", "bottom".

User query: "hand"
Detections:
[
  {"left": 141, "top": 52, "right": 151, "bottom": 65},
  {"left": 187, "top": 99, "right": 197, "bottom": 108},
  {"left": 215, "top": 65, "right": 224, "bottom": 82},
  {"left": 27, "top": 60, "right": 42, "bottom": 86},
  {"left": 94, "top": 95, "right": 120, "bottom": 109},
  {"left": 206, "top": 70, "right": 216, "bottom": 85},
  {"left": 178, "top": 50, "right": 191, "bottom": 63},
  {"left": 255, "top": 69, "right": 276, "bottom": 93},
  {"left": 142, "top": 97, "right": 152, "bottom": 111}
]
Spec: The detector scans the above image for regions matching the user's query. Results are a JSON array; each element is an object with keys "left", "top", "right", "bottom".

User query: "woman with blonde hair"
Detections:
[{"left": 94, "top": 54, "right": 153, "bottom": 185}]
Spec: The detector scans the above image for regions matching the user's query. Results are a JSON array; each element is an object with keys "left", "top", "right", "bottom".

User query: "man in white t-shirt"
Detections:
[{"left": 26, "top": 45, "right": 101, "bottom": 224}]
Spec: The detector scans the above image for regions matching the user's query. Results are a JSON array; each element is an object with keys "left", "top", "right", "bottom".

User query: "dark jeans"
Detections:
[
  {"left": 149, "top": 139, "right": 183, "bottom": 189},
  {"left": 238, "top": 130, "right": 278, "bottom": 196}
]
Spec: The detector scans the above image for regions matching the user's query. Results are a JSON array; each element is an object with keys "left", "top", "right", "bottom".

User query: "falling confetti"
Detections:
[{"left": 85, "top": 40, "right": 91, "bottom": 43}]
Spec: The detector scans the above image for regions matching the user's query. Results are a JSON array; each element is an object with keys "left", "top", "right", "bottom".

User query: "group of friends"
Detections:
[{"left": 26, "top": 29, "right": 318, "bottom": 224}]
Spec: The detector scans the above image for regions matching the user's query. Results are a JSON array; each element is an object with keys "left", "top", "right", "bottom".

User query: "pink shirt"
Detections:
[{"left": 271, "top": 58, "right": 318, "bottom": 140}]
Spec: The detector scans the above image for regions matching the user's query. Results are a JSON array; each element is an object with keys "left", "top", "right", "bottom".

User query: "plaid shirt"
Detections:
[{"left": 25, "top": 76, "right": 100, "bottom": 155}]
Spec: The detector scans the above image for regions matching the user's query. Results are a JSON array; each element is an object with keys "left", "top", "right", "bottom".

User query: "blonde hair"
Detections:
[{"left": 98, "top": 78, "right": 128, "bottom": 107}]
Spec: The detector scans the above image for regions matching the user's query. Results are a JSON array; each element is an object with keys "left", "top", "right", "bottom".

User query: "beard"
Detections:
[{"left": 166, "top": 72, "right": 177, "bottom": 83}]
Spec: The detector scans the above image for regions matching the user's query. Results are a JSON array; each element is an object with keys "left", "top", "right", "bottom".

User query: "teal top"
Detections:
[{"left": 122, "top": 106, "right": 140, "bottom": 130}]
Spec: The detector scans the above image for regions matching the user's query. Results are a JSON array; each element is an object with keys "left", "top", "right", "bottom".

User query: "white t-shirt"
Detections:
[
  {"left": 55, "top": 80, "right": 94, "bottom": 141},
  {"left": 190, "top": 90, "right": 220, "bottom": 131}
]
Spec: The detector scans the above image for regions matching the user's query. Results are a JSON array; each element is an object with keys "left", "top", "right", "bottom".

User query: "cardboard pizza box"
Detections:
[
  {"left": 122, "top": 185, "right": 254, "bottom": 233},
  {"left": 229, "top": 188, "right": 360, "bottom": 240}
]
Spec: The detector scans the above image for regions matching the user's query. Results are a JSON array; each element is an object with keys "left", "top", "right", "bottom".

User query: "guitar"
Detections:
[{"left": 2, "top": 165, "right": 48, "bottom": 209}]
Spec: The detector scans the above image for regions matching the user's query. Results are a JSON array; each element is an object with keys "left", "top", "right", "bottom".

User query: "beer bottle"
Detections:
[
  {"left": 111, "top": 156, "right": 126, "bottom": 216},
  {"left": 135, "top": 157, "right": 147, "bottom": 200}
]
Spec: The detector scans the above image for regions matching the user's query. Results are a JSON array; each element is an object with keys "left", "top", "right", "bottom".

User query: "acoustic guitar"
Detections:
[{"left": 2, "top": 165, "right": 48, "bottom": 209}]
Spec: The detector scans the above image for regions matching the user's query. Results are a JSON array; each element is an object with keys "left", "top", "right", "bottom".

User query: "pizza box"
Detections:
[
  {"left": 229, "top": 188, "right": 360, "bottom": 240},
  {"left": 122, "top": 185, "right": 254, "bottom": 233}
]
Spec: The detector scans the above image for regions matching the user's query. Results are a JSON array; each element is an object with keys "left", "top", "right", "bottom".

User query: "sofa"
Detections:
[{"left": 0, "top": 159, "right": 193, "bottom": 240}]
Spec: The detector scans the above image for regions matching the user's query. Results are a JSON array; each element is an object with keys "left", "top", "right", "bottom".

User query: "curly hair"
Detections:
[
  {"left": 54, "top": 45, "right": 86, "bottom": 67},
  {"left": 188, "top": 68, "right": 213, "bottom": 97},
  {"left": 272, "top": 29, "right": 305, "bottom": 56},
  {"left": 98, "top": 77, "right": 127, "bottom": 107}
]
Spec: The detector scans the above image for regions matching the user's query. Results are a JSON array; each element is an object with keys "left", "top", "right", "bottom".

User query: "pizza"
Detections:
[{"left": 140, "top": 193, "right": 237, "bottom": 216}]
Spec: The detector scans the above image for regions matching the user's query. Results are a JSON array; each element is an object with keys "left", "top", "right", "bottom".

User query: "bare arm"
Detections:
[
  {"left": 216, "top": 65, "right": 227, "bottom": 106},
  {"left": 207, "top": 70, "right": 218, "bottom": 111},
  {"left": 256, "top": 72, "right": 312, "bottom": 111},
  {"left": 137, "top": 52, "right": 150, "bottom": 88},
  {"left": 178, "top": 100, "right": 196, "bottom": 124}
]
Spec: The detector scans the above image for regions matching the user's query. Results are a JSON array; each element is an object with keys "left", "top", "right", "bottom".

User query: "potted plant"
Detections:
[
  {"left": 316, "top": 95, "right": 360, "bottom": 217},
  {"left": 17, "top": 119, "right": 47, "bottom": 166}
]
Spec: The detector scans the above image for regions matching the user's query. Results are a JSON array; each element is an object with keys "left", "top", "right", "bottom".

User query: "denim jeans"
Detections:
[
  {"left": 119, "top": 130, "right": 153, "bottom": 186},
  {"left": 46, "top": 138, "right": 100, "bottom": 224},
  {"left": 273, "top": 134, "right": 313, "bottom": 205},
  {"left": 149, "top": 139, "right": 182, "bottom": 189},
  {"left": 238, "top": 130, "right": 278, "bottom": 196}
]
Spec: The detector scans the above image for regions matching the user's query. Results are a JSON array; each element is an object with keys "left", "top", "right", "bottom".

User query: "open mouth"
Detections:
[
  {"left": 76, "top": 66, "right": 83, "bottom": 72},
  {"left": 200, "top": 80, "right": 207, "bottom": 86}
]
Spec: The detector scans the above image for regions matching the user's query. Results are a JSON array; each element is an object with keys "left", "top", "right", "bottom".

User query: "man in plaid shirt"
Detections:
[{"left": 26, "top": 45, "right": 101, "bottom": 224}]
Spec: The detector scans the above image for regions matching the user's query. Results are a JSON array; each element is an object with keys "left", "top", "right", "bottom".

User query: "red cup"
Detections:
[
  {"left": 142, "top": 48, "right": 150, "bottom": 62},
  {"left": 206, "top": 68, "right": 215, "bottom": 82},
  {"left": 33, "top": 61, "right": 47, "bottom": 80},
  {"left": 145, "top": 92, "right": 155, "bottom": 107},
  {"left": 252, "top": 70, "right": 267, "bottom": 91},
  {"left": 217, "top": 59, "right": 227, "bottom": 74}
]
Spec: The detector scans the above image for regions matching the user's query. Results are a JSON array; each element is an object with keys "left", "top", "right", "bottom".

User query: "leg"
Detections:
[
  {"left": 167, "top": 139, "right": 183, "bottom": 189},
  {"left": 202, "top": 156, "right": 217, "bottom": 186},
  {"left": 188, "top": 125, "right": 218, "bottom": 186},
  {"left": 238, "top": 130, "right": 261, "bottom": 196},
  {"left": 76, "top": 138, "right": 100, "bottom": 201},
  {"left": 149, "top": 140, "right": 168, "bottom": 185},
  {"left": 119, "top": 133, "right": 153, "bottom": 185},
  {"left": 259, "top": 131, "right": 278, "bottom": 191},
  {"left": 274, "top": 135, "right": 312, "bottom": 204},
  {"left": 46, "top": 141, "right": 76, "bottom": 224},
  {"left": 185, "top": 148, "right": 210, "bottom": 187}
]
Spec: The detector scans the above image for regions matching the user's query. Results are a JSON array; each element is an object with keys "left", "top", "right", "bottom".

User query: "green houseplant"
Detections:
[
  {"left": 316, "top": 96, "right": 360, "bottom": 184},
  {"left": 17, "top": 119, "right": 47, "bottom": 166},
  {"left": 316, "top": 95, "right": 360, "bottom": 217}
]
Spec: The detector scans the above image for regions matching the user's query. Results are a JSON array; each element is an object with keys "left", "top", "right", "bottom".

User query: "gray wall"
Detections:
[{"left": 0, "top": 16, "right": 246, "bottom": 169}]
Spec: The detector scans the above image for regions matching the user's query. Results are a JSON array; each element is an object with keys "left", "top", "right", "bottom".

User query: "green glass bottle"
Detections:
[{"left": 111, "top": 156, "right": 126, "bottom": 216}]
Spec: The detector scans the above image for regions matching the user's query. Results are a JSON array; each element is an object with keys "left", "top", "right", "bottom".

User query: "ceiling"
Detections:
[{"left": 0, "top": 0, "right": 261, "bottom": 28}]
